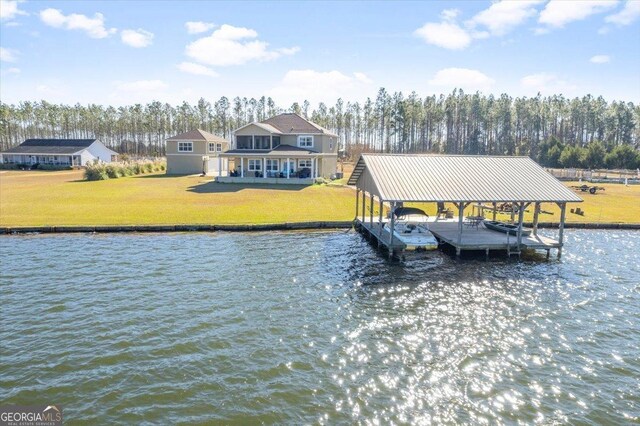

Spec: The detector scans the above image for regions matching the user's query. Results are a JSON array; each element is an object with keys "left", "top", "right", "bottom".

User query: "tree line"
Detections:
[{"left": 1, "top": 89, "right": 639, "bottom": 169}]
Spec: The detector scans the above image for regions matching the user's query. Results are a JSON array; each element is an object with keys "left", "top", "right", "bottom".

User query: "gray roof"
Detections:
[
  {"left": 348, "top": 154, "right": 583, "bottom": 203},
  {"left": 167, "top": 129, "right": 228, "bottom": 142},
  {"left": 2, "top": 139, "right": 97, "bottom": 154},
  {"left": 235, "top": 113, "right": 338, "bottom": 137}
]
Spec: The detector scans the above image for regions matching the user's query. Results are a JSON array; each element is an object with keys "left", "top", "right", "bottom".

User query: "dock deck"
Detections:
[{"left": 356, "top": 218, "right": 561, "bottom": 256}]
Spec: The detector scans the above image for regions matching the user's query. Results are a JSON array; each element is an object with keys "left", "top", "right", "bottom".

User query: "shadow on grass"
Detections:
[{"left": 187, "top": 181, "right": 307, "bottom": 193}]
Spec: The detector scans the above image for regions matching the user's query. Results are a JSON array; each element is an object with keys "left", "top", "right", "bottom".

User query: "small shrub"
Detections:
[
  {"left": 105, "top": 164, "right": 121, "bottom": 179},
  {"left": 144, "top": 162, "right": 154, "bottom": 173},
  {"left": 85, "top": 164, "right": 109, "bottom": 181}
]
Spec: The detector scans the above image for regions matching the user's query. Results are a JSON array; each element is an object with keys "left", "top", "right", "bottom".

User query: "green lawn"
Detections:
[
  {"left": 0, "top": 170, "right": 356, "bottom": 226},
  {"left": 0, "top": 170, "right": 638, "bottom": 227}
]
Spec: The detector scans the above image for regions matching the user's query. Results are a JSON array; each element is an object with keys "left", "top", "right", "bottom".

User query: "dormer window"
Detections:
[{"left": 298, "top": 135, "right": 314, "bottom": 148}]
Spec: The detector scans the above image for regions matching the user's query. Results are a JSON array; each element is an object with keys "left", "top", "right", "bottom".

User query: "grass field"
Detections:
[
  {"left": 0, "top": 170, "right": 356, "bottom": 226},
  {"left": 0, "top": 169, "right": 638, "bottom": 226}
]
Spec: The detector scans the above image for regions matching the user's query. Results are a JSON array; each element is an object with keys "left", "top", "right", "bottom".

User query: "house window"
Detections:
[
  {"left": 255, "top": 136, "right": 270, "bottom": 150},
  {"left": 272, "top": 136, "right": 281, "bottom": 148},
  {"left": 208, "top": 143, "right": 223, "bottom": 152},
  {"left": 237, "top": 136, "right": 252, "bottom": 150},
  {"left": 298, "top": 135, "right": 314, "bottom": 148},
  {"left": 248, "top": 159, "right": 262, "bottom": 171},
  {"left": 298, "top": 159, "right": 312, "bottom": 168},
  {"left": 266, "top": 159, "right": 279, "bottom": 171},
  {"left": 178, "top": 142, "right": 193, "bottom": 152}
]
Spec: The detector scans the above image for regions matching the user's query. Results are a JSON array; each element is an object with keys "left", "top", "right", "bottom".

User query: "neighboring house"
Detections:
[
  {"left": 218, "top": 113, "right": 338, "bottom": 184},
  {"left": 166, "top": 129, "right": 230, "bottom": 175},
  {"left": 0, "top": 139, "right": 118, "bottom": 166}
]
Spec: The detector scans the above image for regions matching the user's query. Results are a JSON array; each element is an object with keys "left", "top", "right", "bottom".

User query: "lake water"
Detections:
[{"left": 1, "top": 230, "right": 639, "bottom": 424}]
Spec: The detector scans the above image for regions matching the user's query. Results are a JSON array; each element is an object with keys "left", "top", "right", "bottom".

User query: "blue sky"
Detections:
[{"left": 1, "top": 0, "right": 639, "bottom": 106}]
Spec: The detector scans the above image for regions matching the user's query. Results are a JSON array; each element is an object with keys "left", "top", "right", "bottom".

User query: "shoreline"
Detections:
[{"left": 2, "top": 221, "right": 640, "bottom": 234}]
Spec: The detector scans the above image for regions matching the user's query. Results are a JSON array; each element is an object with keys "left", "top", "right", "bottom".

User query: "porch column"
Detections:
[
  {"left": 533, "top": 202, "right": 540, "bottom": 236},
  {"left": 270, "top": 134, "right": 273, "bottom": 149},
  {"left": 310, "top": 157, "right": 315, "bottom": 180},
  {"left": 362, "top": 190, "right": 366, "bottom": 223},
  {"left": 557, "top": 202, "right": 566, "bottom": 258},
  {"left": 286, "top": 157, "right": 290, "bottom": 178},
  {"left": 218, "top": 155, "right": 222, "bottom": 177},
  {"left": 315, "top": 158, "right": 319, "bottom": 178},
  {"left": 263, "top": 157, "right": 267, "bottom": 178},
  {"left": 240, "top": 157, "right": 244, "bottom": 178}
]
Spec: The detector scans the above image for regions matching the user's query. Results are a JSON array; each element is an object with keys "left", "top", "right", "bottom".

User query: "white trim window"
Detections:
[
  {"left": 266, "top": 159, "right": 279, "bottom": 171},
  {"left": 298, "top": 135, "right": 314, "bottom": 148},
  {"left": 178, "top": 142, "right": 193, "bottom": 152},
  {"left": 216, "top": 143, "right": 222, "bottom": 152},
  {"left": 248, "top": 159, "right": 262, "bottom": 171},
  {"left": 209, "top": 142, "right": 223, "bottom": 152},
  {"left": 298, "top": 159, "right": 312, "bottom": 168}
]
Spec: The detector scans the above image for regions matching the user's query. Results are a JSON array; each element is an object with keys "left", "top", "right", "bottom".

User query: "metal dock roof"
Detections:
[{"left": 348, "top": 154, "right": 582, "bottom": 203}]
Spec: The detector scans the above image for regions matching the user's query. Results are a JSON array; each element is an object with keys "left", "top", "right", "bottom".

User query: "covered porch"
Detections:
[
  {"left": 2, "top": 153, "right": 82, "bottom": 166},
  {"left": 216, "top": 154, "right": 321, "bottom": 184}
]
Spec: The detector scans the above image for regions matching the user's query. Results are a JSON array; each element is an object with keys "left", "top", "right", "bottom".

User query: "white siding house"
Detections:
[{"left": 0, "top": 139, "right": 119, "bottom": 166}]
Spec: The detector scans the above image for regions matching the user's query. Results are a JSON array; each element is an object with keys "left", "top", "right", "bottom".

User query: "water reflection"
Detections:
[{"left": 0, "top": 230, "right": 638, "bottom": 424}]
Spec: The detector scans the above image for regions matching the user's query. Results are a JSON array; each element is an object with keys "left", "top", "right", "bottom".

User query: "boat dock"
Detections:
[
  {"left": 348, "top": 154, "right": 583, "bottom": 260},
  {"left": 356, "top": 218, "right": 561, "bottom": 258}
]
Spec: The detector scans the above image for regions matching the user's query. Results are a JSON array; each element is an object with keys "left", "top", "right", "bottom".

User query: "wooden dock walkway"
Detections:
[{"left": 356, "top": 218, "right": 561, "bottom": 258}]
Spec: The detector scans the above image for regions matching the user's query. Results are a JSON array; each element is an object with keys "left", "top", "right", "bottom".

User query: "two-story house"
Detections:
[
  {"left": 166, "top": 129, "right": 230, "bottom": 175},
  {"left": 217, "top": 113, "right": 338, "bottom": 184}
]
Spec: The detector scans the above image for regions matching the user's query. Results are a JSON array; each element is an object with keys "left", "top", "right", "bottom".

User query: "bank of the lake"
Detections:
[
  {"left": 1, "top": 229, "right": 639, "bottom": 424},
  {"left": 1, "top": 169, "right": 639, "bottom": 227}
]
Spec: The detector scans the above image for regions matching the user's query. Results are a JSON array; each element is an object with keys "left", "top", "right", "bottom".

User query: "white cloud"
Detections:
[
  {"left": 520, "top": 72, "right": 577, "bottom": 95},
  {"left": 538, "top": 0, "right": 618, "bottom": 28},
  {"left": 0, "top": 0, "right": 27, "bottom": 20},
  {"left": 177, "top": 61, "right": 218, "bottom": 77},
  {"left": 1, "top": 67, "right": 20, "bottom": 75},
  {"left": 121, "top": 29, "right": 154, "bottom": 48},
  {"left": 185, "top": 24, "right": 299, "bottom": 66},
  {"left": 428, "top": 68, "right": 495, "bottom": 92},
  {"left": 441, "top": 8, "right": 461, "bottom": 22},
  {"left": 39, "top": 8, "right": 116, "bottom": 39},
  {"left": 590, "top": 54, "right": 610, "bottom": 63},
  {"left": 468, "top": 1, "right": 543, "bottom": 36},
  {"left": 185, "top": 21, "right": 215, "bottom": 34},
  {"left": 115, "top": 79, "right": 167, "bottom": 92},
  {"left": 0, "top": 47, "right": 18, "bottom": 62},
  {"left": 414, "top": 21, "right": 471, "bottom": 50},
  {"left": 605, "top": 0, "right": 640, "bottom": 25},
  {"left": 268, "top": 69, "right": 373, "bottom": 104}
]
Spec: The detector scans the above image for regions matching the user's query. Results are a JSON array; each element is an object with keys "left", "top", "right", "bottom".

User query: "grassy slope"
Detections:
[
  {"left": 0, "top": 170, "right": 356, "bottom": 226},
  {"left": 0, "top": 170, "right": 638, "bottom": 226}
]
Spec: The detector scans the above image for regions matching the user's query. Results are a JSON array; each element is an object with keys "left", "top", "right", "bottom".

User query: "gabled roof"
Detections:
[
  {"left": 234, "top": 113, "right": 338, "bottom": 137},
  {"left": 1, "top": 139, "right": 97, "bottom": 154},
  {"left": 167, "top": 129, "right": 228, "bottom": 142},
  {"left": 348, "top": 154, "right": 583, "bottom": 203},
  {"left": 262, "top": 113, "right": 338, "bottom": 136}
]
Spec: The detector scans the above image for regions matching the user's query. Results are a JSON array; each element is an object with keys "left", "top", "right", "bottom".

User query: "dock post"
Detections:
[
  {"left": 369, "top": 194, "right": 374, "bottom": 228},
  {"left": 557, "top": 202, "right": 566, "bottom": 259},
  {"left": 516, "top": 202, "right": 528, "bottom": 251},
  {"left": 389, "top": 202, "right": 396, "bottom": 259},
  {"left": 378, "top": 198, "right": 383, "bottom": 246},
  {"left": 355, "top": 188, "right": 360, "bottom": 225},
  {"left": 533, "top": 202, "right": 540, "bottom": 236},
  {"left": 456, "top": 202, "right": 465, "bottom": 258},
  {"left": 492, "top": 202, "right": 497, "bottom": 221},
  {"left": 362, "top": 189, "right": 366, "bottom": 223},
  {"left": 485, "top": 248, "right": 489, "bottom": 261}
]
